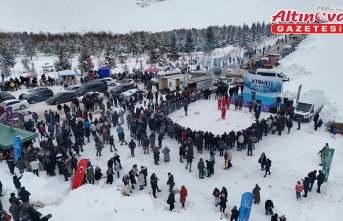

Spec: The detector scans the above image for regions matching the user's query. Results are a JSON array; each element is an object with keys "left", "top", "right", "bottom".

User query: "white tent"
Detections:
[{"left": 57, "top": 70, "right": 77, "bottom": 79}]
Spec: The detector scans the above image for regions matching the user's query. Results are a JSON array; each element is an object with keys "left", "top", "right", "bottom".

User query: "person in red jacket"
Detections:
[
  {"left": 295, "top": 180, "right": 303, "bottom": 200},
  {"left": 221, "top": 101, "right": 226, "bottom": 110},
  {"left": 226, "top": 97, "right": 230, "bottom": 109},
  {"left": 218, "top": 98, "right": 222, "bottom": 110},
  {"left": 221, "top": 107, "right": 226, "bottom": 119},
  {"left": 179, "top": 185, "right": 188, "bottom": 208}
]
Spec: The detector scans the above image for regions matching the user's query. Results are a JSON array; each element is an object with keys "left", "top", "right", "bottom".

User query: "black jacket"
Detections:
[
  {"left": 265, "top": 200, "right": 274, "bottom": 210},
  {"left": 19, "top": 189, "right": 31, "bottom": 202},
  {"left": 166, "top": 192, "right": 175, "bottom": 205},
  {"left": 317, "top": 172, "right": 325, "bottom": 184}
]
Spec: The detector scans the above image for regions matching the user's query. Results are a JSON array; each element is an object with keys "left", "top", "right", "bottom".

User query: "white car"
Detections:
[
  {"left": 0, "top": 99, "right": 30, "bottom": 110},
  {"left": 227, "top": 63, "right": 239, "bottom": 73},
  {"left": 121, "top": 89, "right": 147, "bottom": 98},
  {"left": 103, "top": 77, "right": 118, "bottom": 86},
  {"left": 78, "top": 92, "right": 104, "bottom": 102},
  {"left": 116, "top": 78, "right": 134, "bottom": 87}
]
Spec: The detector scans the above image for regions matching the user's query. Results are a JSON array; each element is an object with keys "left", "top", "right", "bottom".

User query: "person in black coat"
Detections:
[
  {"left": 313, "top": 113, "right": 319, "bottom": 131},
  {"left": 316, "top": 170, "right": 325, "bottom": 193},
  {"left": 271, "top": 213, "right": 279, "bottom": 221},
  {"left": 219, "top": 193, "right": 227, "bottom": 213},
  {"left": 150, "top": 173, "right": 161, "bottom": 198},
  {"left": 264, "top": 159, "right": 271, "bottom": 177},
  {"left": 18, "top": 187, "right": 31, "bottom": 205},
  {"left": 166, "top": 173, "right": 175, "bottom": 192},
  {"left": 302, "top": 177, "right": 310, "bottom": 197},
  {"left": 106, "top": 168, "right": 114, "bottom": 185},
  {"left": 308, "top": 170, "right": 317, "bottom": 192},
  {"left": 13, "top": 175, "right": 23, "bottom": 195},
  {"left": 166, "top": 191, "right": 175, "bottom": 211},
  {"left": 128, "top": 139, "right": 136, "bottom": 157},
  {"left": 27, "top": 206, "right": 42, "bottom": 221},
  {"left": 265, "top": 199, "right": 274, "bottom": 215},
  {"left": 230, "top": 206, "right": 239, "bottom": 221},
  {"left": 129, "top": 170, "right": 137, "bottom": 189}
]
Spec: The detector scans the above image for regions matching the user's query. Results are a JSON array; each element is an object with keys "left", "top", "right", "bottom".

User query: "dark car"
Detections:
[
  {"left": 46, "top": 91, "right": 76, "bottom": 105},
  {"left": 75, "top": 80, "right": 108, "bottom": 96},
  {"left": 21, "top": 87, "right": 54, "bottom": 104},
  {"left": 110, "top": 84, "right": 135, "bottom": 94},
  {"left": 0, "top": 92, "right": 16, "bottom": 102}
]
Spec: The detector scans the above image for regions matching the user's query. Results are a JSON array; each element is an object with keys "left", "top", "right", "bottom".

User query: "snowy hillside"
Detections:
[
  {"left": 0, "top": 0, "right": 342, "bottom": 33},
  {"left": 279, "top": 34, "right": 343, "bottom": 122}
]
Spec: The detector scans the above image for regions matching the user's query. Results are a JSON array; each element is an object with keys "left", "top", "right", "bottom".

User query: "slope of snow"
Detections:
[
  {"left": 278, "top": 34, "right": 343, "bottom": 121},
  {"left": 0, "top": 0, "right": 342, "bottom": 33}
]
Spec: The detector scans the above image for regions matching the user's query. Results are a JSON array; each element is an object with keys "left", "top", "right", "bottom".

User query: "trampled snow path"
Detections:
[{"left": 1, "top": 97, "right": 342, "bottom": 221}]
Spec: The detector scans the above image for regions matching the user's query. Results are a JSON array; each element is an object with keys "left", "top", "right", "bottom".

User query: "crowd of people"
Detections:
[{"left": 0, "top": 76, "right": 330, "bottom": 221}]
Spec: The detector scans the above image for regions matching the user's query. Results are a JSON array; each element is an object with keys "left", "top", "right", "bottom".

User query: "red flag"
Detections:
[{"left": 72, "top": 159, "right": 89, "bottom": 190}]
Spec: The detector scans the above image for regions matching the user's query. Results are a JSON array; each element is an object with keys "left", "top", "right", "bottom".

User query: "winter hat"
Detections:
[
  {"left": 10, "top": 193, "right": 15, "bottom": 197},
  {"left": 21, "top": 187, "right": 25, "bottom": 190}
]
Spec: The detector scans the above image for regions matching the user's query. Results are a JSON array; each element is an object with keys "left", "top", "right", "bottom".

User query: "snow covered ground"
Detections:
[
  {"left": 1, "top": 96, "right": 342, "bottom": 221},
  {"left": 1, "top": 0, "right": 342, "bottom": 33},
  {"left": 169, "top": 99, "right": 270, "bottom": 135},
  {"left": 278, "top": 34, "right": 343, "bottom": 122}
]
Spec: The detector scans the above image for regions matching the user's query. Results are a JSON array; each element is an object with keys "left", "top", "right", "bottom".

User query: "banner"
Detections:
[
  {"left": 238, "top": 192, "right": 254, "bottom": 221},
  {"left": 322, "top": 148, "right": 335, "bottom": 182},
  {"left": 13, "top": 136, "right": 22, "bottom": 162},
  {"left": 72, "top": 159, "right": 89, "bottom": 190},
  {"left": 243, "top": 73, "right": 283, "bottom": 105},
  {"left": 296, "top": 84, "right": 302, "bottom": 103},
  {"left": 6, "top": 106, "right": 13, "bottom": 121}
]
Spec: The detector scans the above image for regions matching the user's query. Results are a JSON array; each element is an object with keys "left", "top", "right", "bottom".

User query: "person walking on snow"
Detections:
[
  {"left": 167, "top": 191, "right": 176, "bottom": 211},
  {"left": 179, "top": 185, "right": 188, "bottom": 208},
  {"left": 252, "top": 184, "right": 261, "bottom": 204},
  {"left": 318, "top": 143, "right": 329, "bottom": 166},
  {"left": 167, "top": 172, "right": 175, "bottom": 192},
  {"left": 316, "top": 170, "right": 325, "bottom": 193},
  {"left": 295, "top": 181, "right": 304, "bottom": 200},
  {"left": 221, "top": 107, "right": 226, "bottom": 120},
  {"left": 128, "top": 139, "right": 136, "bottom": 157},
  {"left": 264, "top": 158, "right": 271, "bottom": 177}
]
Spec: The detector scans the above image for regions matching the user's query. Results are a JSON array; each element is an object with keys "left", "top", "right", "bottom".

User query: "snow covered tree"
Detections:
[
  {"left": 21, "top": 58, "right": 30, "bottom": 72},
  {"left": 23, "top": 40, "right": 36, "bottom": 60},
  {"left": 0, "top": 43, "right": 16, "bottom": 76},
  {"left": 204, "top": 26, "right": 216, "bottom": 54},
  {"left": 184, "top": 30, "right": 194, "bottom": 54},
  {"left": 78, "top": 49, "right": 93, "bottom": 74},
  {"left": 54, "top": 50, "right": 72, "bottom": 71},
  {"left": 167, "top": 34, "right": 179, "bottom": 60}
]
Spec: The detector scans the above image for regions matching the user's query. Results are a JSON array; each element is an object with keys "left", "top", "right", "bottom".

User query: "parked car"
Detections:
[
  {"left": 294, "top": 90, "right": 324, "bottom": 121},
  {"left": 121, "top": 88, "right": 147, "bottom": 98},
  {"left": 116, "top": 78, "right": 134, "bottom": 87},
  {"left": 78, "top": 92, "right": 104, "bottom": 102},
  {"left": 20, "top": 87, "right": 54, "bottom": 104},
  {"left": 75, "top": 80, "right": 108, "bottom": 96},
  {"left": 0, "top": 99, "right": 30, "bottom": 110},
  {"left": 46, "top": 91, "right": 76, "bottom": 105},
  {"left": 103, "top": 77, "right": 118, "bottom": 86},
  {"left": 110, "top": 84, "right": 135, "bottom": 94},
  {"left": 0, "top": 92, "right": 16, "bottom": 102},
  {"left": 227, "top": 63, "right": 239, "bottom": 73},
  {"left": 255, "top": 68, "right": 289, "bottom": 82},
  {"left": 65, "top": 85, "right": 81, "bottom": 92}
]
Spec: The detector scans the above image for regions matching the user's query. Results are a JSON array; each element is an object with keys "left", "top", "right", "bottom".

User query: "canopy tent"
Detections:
[
  {"left": 57, "top": 70, "right": 77, "bottom": 79},
  {"left": 98, "top": 67, "right": 111, "bottom": 78},
  {"left": 0, "top": 124, "right": 38, "bottom": 149}
]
